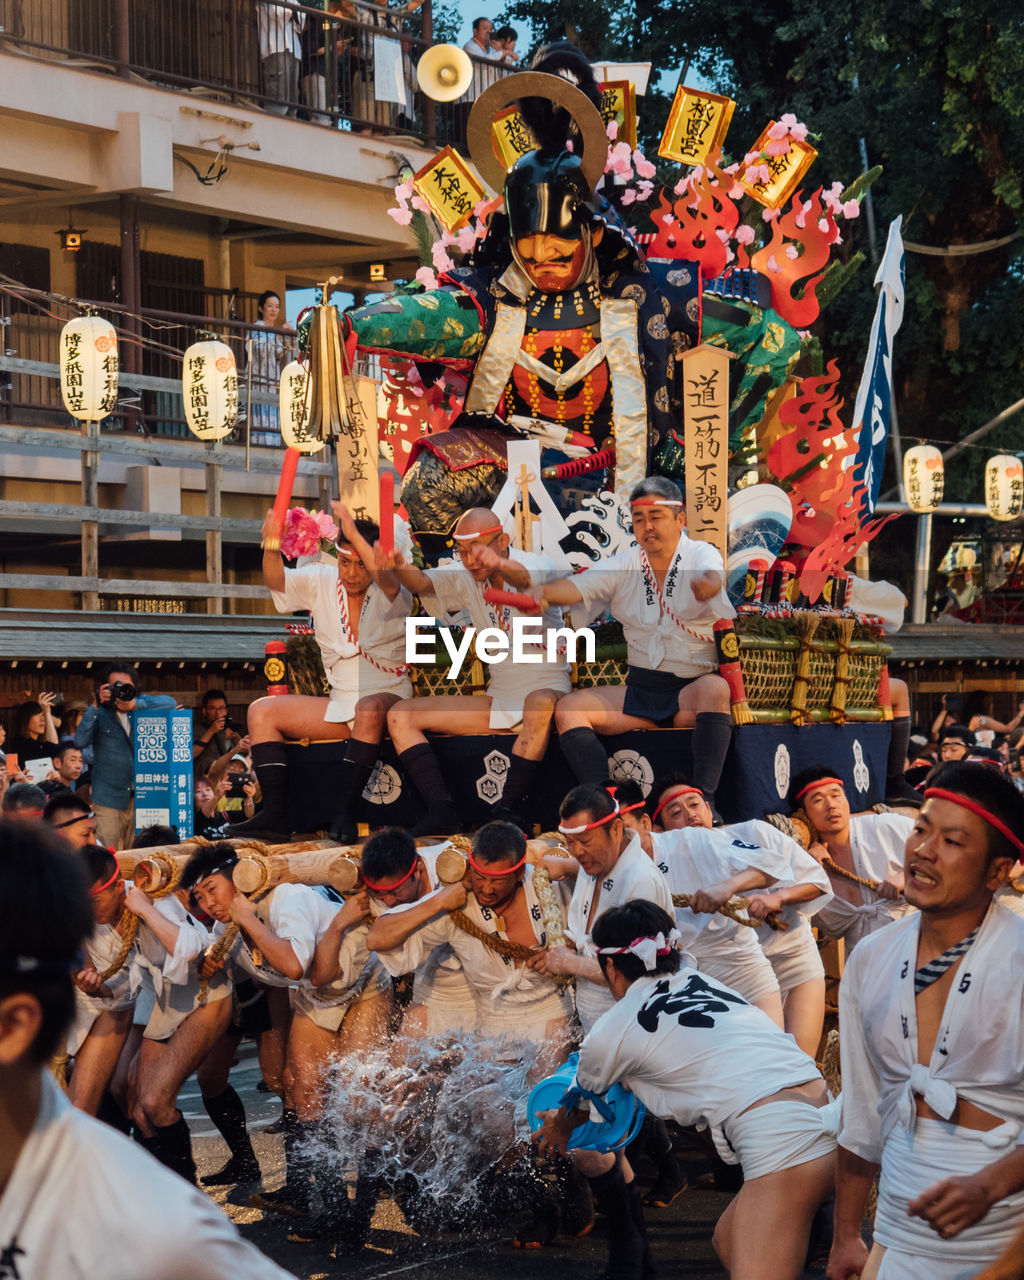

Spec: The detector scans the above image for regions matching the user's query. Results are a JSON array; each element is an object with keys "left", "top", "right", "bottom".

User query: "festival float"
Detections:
[{"left": 268, "top": 49, "right": 910, "bottom": 832}]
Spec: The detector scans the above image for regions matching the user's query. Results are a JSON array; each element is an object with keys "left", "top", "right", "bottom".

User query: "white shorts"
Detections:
[
  {"left": 292, "top": 957, "right": 392, "bottom": 1032},
  {"left": 719, "top": 1095, "right": 838, "bottom": 1180},
  {"left": 324, "top": 672, "right": 414, "bottom": 724},
  {"left": 143, "top": 972, "right": 231, "bottom": 1042},
  {"left": 486, "top": 669, "right": 571, "bottom": 731},
  {"left": 874, "top": 1117, "right": 1024, "bottom": 1278},
  {"left": 765, "top": 926, "right": 825, "bottom": 999},
  {"left": 694, "top": 942, "right": 781, "bottom": 1007},
  {"left": 476, "top": 989, "right": 574, "bottom": 1044}
]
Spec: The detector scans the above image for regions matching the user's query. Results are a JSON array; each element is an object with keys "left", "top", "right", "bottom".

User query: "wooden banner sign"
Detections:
[
  {"left": 491, "top": 106, "right": 536, "bottom": 172},
  {"left": 598, "top": 80, "right": 638, "bottom": 150},
  {"left": 336, "top": 375, "right": 383, "bottom": 525},
  {"left": 412, "top": 145, "right": 486, "bottom": 232},
  {"left": 682, "top": 343, "right": 732, "bottom": 562},
  {"left": 659, "top": 85, "right": 735, "bottom": 167}
]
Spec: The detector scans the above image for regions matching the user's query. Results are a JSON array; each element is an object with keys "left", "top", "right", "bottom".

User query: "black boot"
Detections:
[
  {"left": 885, "top": 717, "right": 920, "bottom": 805},
  {"left": 249, "top": 1110, "right": 311, "bottom": 1217},
  {"left": 333, "top": 1150, "right": 386, "bottom": 1255},
  {"left": 627, "top": 1178, "right": 658, "bottom": 1279},
  {"left": 558, "top": 727, "right": 610, "bottom": 785},
  {"left": 588, "top": 1165, "right": 647, "bottom": 1280},
  {"left": 154, "top": 1113, "right": 197, "bottom": 1184},
  {"left": 200, "top": 1085, "right": 261, "bottom": 1186},
  {"left": 329, "top": 739, "right": 379, "bottom": 843},
  {"left": 641, "top": 1117, "right": 687, "bottom": 1208},
  {"left": 692, "top": 712, "right": 733, "bottom": 812},
  {"left": 399, "top": 744, "right": 463, "bottom": 836},
  {"left": 231, "top": 741, "right": 290, "bottom": 837},
  {"left": 491, "top": 754, "right": 541, "bottom": 831}
]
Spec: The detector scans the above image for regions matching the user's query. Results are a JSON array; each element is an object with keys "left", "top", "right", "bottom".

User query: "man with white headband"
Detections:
[
  {"left": 829, "top": 762, "right": 1024, "bottom": 1280},
  {"left": 521, "top": 475, "right": 736, "bottom": 811},
  {"left": 381, "top": 505, "right": 572, "bottom": 836},
  {"left": 239, "top": 503, "right": 413, "bottom": 842},
  {"left": 788, "top": 766, "right": 915, "bottom": 952},
  {"left": 533, "top": 900, "right": 837, "bottom": 1280},
  {"left": 649, "top": 774, "right": 833, "bottom": 1056}
]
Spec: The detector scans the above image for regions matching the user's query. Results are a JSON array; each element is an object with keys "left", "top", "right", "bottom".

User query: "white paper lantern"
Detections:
[
  {"left": 182, "top": 340, "right": 238, "bottom": 441},
  {"left": 985, "top": 454, "right": 1024, "bottom": 522},
  {"left": 903, "top": 444, "right": 943, "bottom": 514},
  {"left": 278, "top": 360, "right": 322, "bottom": 454},
  {"left": 59, "top": 315, "right": 118, "bottom": 422}
]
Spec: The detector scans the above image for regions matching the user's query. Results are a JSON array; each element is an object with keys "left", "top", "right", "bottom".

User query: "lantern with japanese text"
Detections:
[
  {"left": 985, "top": 454, "right": 1024, "bottom": 522},
  {"left": 59, "top": 315, "right": 118, "bottom": 422},
  {"left": 902, "top": 444, "right": 943, "bottom": 514},
  {"left": 182, "top": 340, "right": 238, "bottom": 441},
  {"left": 278, "top": 360, "right": 322, "bottom": 453}
]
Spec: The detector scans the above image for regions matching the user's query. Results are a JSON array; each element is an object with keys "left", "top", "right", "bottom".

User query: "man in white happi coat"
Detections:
[
  {"left": 829, "top": 762, "right": 1024, "bottom": 1280},
  {"left": 240, "top": 504, "right": 414, "bottom": 842},
  {"left": 789, "top": 767, "right": 915, "bottom": 952},
  {"left": 650, "top": 774, "right": 834, "bottom": 1055},
  {"left": 328, "top": 827, "right": 475, "bottom": 1037},
  {"left": 366, "top": 821, "right": 574, "bottom": 1079},
  {"left": 0, "top": 823, "right": 293, "bottom": 1280},
  {"left": 182, "top": 842, "right": 390, "bottom": 1243},
  {"left": 528, "top": 475, "right": 736, "bottom": 810},
  {"left": 614, "top": 777, "right": 786, "bottom": 1029},
  {"left": 381, "top": 506, "right": 572, "bottom": 835},
  {"left": 534, "top": 900, "right": 837, "bottom": 1280}
]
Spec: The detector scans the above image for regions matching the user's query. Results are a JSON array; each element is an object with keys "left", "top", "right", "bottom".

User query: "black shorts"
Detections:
[
  {"left": 231, "top": 977, "right": 272, "bottom": 1040},
  {"left": 622, "top": 666, "right": 699, "bottom": 727}
]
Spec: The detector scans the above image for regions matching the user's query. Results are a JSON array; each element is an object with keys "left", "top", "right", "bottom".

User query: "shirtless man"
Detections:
[
  {"left": 790, "top": 766, "right": 915, "bottom": 951},
  {"left": 239, "top": 504, "right": 413, "bottom": 841},
  {"left": 829, "top": 762, "right": 1024, "bottom": 1279},
  {"left": 381, "top": 506, "right": 571, "bottom": 834}
]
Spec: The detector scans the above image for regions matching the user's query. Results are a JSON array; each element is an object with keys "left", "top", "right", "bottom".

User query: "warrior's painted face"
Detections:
[{"left": 514, "top": 233, "right": 590, "bottom": 292}]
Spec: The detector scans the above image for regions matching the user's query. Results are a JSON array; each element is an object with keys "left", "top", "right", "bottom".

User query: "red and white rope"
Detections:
[{"left": 337, "top": 580, "right": 410, "bottom": 677}]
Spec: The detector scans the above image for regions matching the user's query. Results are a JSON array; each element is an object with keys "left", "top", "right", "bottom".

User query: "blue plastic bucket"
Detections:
[{"left": 527, "top": 1053, "right": 646, "bottom": 1153}]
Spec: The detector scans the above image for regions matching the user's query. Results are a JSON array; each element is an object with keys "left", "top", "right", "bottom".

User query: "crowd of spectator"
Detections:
[{"left": 0, "top": 669, "right": 261, "bottom": 853}]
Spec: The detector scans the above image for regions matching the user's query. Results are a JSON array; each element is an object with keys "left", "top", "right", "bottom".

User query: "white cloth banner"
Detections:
[{"left": 374, "top": 35, "right": 406, "bottom": 104}]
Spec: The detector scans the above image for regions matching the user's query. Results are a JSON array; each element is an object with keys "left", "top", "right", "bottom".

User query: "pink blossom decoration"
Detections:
[
  {"left": 606, "top": 120, "right": 619, "bottom": 140},
  {"left": 281, "top": 507, "right": 322, "bottom": 559},
  {"left": 735, "top": 224, "right": 756, "bottom": 245},
  {"left": 633, "top": 151, "right": 657, "bottom": 179},
  {"left": 415, "top": 266, "right": 439, "bottom": 290},
  {"left": 785, "top": 243, "right": 800, "bottom": 259},
  {"left": 746, "top": 163, "right": 771, "bottom": 184},
  {"left": 410, "top": 195, "right": 430, "bottom": 213},
  {"left": 395, "top": 181, "right": 414, "bottom": 201},
  {"left": 636, "top": 179, "right": 654, "bottom": 201},
  {"left": 431, "top": 242, "right": 454, "bottom": 272},
  {"left": 766, "top": 255, "right": 783, "bottom": 274},
  {"left": 765, "top": 139, "right": 790, "bottom": 157},
  {"left": 456, "top": 224, "right": 477, "bottom": 253},
  {"left": 762, "top": 207, "right": 781, "bottom": 222},
  {"left": 312, "top": 510, "right": 339, "bottom": 542},
  {"left": 768, "top": 122, "right": 789, "bottom": 141},
  {"left": 620, "top": 188, "right": 637, "bottom": 206},
  {"left": 388, "top": 206, "right": 413, "bottom": 226},
  {"left": 842, "top": 199, "right": 860, "bottom": 218},
  {"left": 743, "top": 150, "right": 762, "bottom": 165}
]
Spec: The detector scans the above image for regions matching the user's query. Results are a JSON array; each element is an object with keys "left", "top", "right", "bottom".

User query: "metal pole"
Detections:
[{"left": 911, "top": 512, "right": 933, "bottom": 624}]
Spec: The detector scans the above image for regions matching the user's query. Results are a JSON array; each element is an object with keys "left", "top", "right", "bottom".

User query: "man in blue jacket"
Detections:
[{"left": 74, "top": 663, "right": 176, "bottom": 850}]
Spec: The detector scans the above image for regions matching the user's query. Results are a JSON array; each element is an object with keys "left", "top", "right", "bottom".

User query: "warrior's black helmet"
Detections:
[{"left": 505, "top": 149, "right": 597, "bottom": 241}]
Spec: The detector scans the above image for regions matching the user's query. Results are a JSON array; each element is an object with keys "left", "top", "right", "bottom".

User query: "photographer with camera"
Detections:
[
  {"left": 213, "top": 755, "right": 258, "bottom": 825},
  {"left": 192, "top": 688, "right": 242, "bottom": 776},
  {"left": 73, "top": 663, "right": 176, "bottom": 851}
]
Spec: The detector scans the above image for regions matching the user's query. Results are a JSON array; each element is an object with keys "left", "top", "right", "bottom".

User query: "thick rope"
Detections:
[
  {"left": 671, "top": 892, "right": 787, "bottom": 932},
  {"left": 447, "top": 909, "right": 535, "bottom": 961},
  {"left": 820, "top": 856, "right": 883, "bottom": 894}
]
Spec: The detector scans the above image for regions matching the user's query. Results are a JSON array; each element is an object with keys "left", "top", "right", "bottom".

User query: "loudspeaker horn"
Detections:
[{"left": 416, "top": 43, "right": 474, "bottom": 102}]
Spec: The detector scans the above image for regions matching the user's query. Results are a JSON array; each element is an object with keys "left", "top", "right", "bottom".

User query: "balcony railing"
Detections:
[{"left": 1, "top": 0, "right": 510, "bottom": 147}]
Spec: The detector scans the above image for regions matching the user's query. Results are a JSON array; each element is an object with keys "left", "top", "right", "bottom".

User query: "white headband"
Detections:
[
  {"left": 452, "top": 523, "right": 503, "bottom": 542},
  {"left": 558, "top": 799, "right": 620, "bottom": 835},
  {"left": 597, "top": 929, "right": 682, "bottom": 971}
]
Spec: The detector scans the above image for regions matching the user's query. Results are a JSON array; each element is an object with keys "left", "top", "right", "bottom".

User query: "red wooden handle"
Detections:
[
  {"left": 379, "top": 471, "right": 395, "bottom": 555},
  {"left": 483, "top": 587, "right": 542, "bottom": 612},
  {"left": 271, "top": 447, "right": 301, "bottom": 529}
]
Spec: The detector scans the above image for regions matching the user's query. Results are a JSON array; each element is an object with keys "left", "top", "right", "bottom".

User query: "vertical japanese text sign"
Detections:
[
  {"left": 134, "top": 710, "right": 194, "bottom": 839},
  {"left": 336, "top": 376, "right": 382, "bottom": 525},
  {"left": 682, "top": 344, "right": 731, "bottom": 562}
]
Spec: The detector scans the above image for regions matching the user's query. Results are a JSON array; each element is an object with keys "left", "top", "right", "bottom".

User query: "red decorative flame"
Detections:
[
  {"left": 750, "top": 188, "right": 836, "bottom": 328},
  {"left": 798, "top": 490, "right": 899, "bottom": 603},
  {"left": 646, "top": 152, "right": 738, "bottom": 278},
  {"left": 378, "top": 357, "right": 465, "bottom": 475}
]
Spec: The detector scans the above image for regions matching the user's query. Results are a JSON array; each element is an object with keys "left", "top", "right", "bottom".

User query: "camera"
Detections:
[
  {"left": 227, "top": 773, "right": 251, "bottom": 798},
  {"left": 109, "top": 681, "right": 137, "bottom": 703}
]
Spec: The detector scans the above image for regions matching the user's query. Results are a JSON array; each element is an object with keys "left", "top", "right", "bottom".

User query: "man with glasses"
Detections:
[
  {"left": 44, "top": 791, "right": 98, "bottom": 848},
  {"left": 382, "top": 505, "right": 571, "bottom": 835}
]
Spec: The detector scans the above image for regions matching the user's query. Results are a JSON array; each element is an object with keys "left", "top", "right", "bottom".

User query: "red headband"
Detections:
[
  {"left": 794, "top": 777, "right": 845, "bottom": 804},
  {"left": 606, "top": 785, "right": 645, "bottom": 816},
  {"left": 923, "top": 787, "right": 1024, "bottom": 858},
  {"left": 453, "top": 524, "right": 503, "bottom": 542},
  {"left": 90, "top": 865, "right": 121, "bottom": 895},
  {"left": 466, "top": 849, "right": 527, "bottom": 877},
  {"left": 651, "top": 786, "right": 702, "bottom": 823},
  {"left": 362, "top": 859, "right": 419, "bottom": 894},
  {"left": 629, "top": 498, "right": 682, "bottom": 508},
  {"left": 559, "top": 800, "right": 621, "bottom": 835}
]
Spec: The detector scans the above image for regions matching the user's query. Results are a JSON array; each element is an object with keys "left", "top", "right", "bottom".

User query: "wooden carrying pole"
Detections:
[{"left": 121, "top": 838, "right": 348, "bottom": 892}]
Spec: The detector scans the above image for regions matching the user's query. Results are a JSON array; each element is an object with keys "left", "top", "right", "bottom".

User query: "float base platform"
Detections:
[{"left": 285, "top": 721, "right": 891, "bottom": 831}]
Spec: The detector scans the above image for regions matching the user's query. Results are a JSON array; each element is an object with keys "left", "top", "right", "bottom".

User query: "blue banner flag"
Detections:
[
  {"left": 852, "top": 217, "right": 905, "bottom": 514},
  {"left": 134, "top": 709, "right": 194, "bottom": 839}
]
